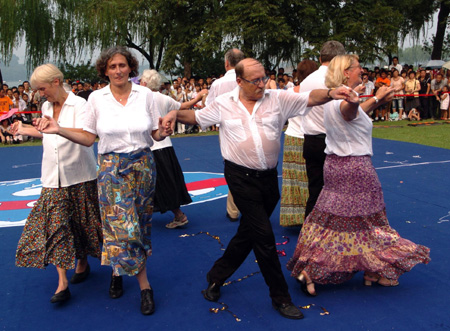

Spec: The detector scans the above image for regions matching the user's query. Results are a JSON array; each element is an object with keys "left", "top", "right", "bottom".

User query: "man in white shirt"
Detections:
[
  {"left": 300, "top": 41, "right": 346, "bottom": 219},
  {"left": 206, "top": 48, "right": 245, "bottom": 222},
  {"left": 170, "top": 58, "right": 356, "bottom": 320},
  {"left": 388, "top": 56, "right": 403, "bottom": 73}
]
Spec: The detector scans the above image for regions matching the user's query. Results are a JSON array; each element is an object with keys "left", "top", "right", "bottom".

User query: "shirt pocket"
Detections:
[
  {"left": 225, "top": 118, "right": 246, "bottom": 142},
  {"left": 261, "top": 117, "right": 279, "bottom": 140}
]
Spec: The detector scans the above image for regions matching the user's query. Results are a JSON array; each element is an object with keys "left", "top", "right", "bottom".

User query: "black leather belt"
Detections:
[{"left": 224, "top": 160, "right": 277, "bottom": 178}]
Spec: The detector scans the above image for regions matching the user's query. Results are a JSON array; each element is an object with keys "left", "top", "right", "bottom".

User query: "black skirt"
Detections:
[{"left": 153, "top": 146, "right": 192, "bottom": 213}]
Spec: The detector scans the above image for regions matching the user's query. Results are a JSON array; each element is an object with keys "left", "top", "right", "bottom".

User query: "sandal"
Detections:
[
  {"left": 364, "top": 273, "right": 399, "bottom": 287},
  {"left": 165, "top": 213, "right": 189, "bottom": 229},
  {"left": 297, "top": 271, "right": 317, "bottom": 297}
]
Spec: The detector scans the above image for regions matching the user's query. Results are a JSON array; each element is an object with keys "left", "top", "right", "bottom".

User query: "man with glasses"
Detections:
[{"left": 168, "top": 58, "right": 357, "bottom": 320}]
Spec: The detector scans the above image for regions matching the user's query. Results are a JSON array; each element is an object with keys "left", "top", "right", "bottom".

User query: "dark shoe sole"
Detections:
[{"left": 50, "top": 288, "right": 71, "bottom": 303}]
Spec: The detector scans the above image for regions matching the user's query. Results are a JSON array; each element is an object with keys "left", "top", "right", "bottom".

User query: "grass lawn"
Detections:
[
  {"left": 372, "top": 119, "right": 450, "bottom": 150},
  {"left": 2, "top": 120, "right": 450, "bottom": 150}
]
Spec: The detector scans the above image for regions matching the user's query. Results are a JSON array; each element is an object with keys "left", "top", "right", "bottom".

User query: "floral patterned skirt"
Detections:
[
  {"left": 286, "top": 154, "right": 430, "bottom": 284},
  {"left": 97, "top": 148, "right": 156, "bottom": 277},
  {"left": 280, "top": 135, "right": 309, "bottom": 227},
  {"left": 15, "top": 180, "right": 102, "bottom": 270}
]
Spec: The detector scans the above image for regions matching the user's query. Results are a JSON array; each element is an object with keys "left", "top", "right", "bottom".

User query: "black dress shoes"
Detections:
[
  {"left": 202, "top": 281, "right": 221, "bottom": 302},
  {"left": 140, "top": 289, "right": 155, "bottom": 315},
  {"left": 109, "top": 275, "right": 123, "bottom": 299},
  {"left": 272, "top": 302, "right": 304, "bottom": 320},
  {"left": 70, "top": 264, "right": 90, "bottom": 284},
  {"left": 50, "top": 287, "right": 71, "bottom": 303}
]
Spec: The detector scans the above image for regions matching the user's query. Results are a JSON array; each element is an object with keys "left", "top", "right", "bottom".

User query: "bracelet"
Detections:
[
  {"left": 327, "top": 88, "right": 335, "bottom": 99},
  {"left": 372, "top": 96, "right": 379, "bottom": 104}
]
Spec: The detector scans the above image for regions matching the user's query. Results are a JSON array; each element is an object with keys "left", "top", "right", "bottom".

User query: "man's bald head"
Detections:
[{"left": 235, "top": 58, "right": 263, "bottom": 79}]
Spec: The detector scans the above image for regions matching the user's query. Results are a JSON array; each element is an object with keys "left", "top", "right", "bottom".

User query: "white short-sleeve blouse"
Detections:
[{"left": 84, "top": 84, "right": 160, "bottom": 154}]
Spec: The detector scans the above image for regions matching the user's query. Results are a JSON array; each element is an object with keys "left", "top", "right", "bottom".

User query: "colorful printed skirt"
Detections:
[
  {"left": 15, "top": 180, "right": 102, "bottom": 270},
  {"left": 280, "top": 135, "right": 309, "bottom": 227},
  {"left": 287, "top": 154, "right": 430, "bottom": 284},
  {"left": 97, "top": 148, "right": 156, "bottom": 277},
  {"left": 152, "top": 146, "right": 192, "bottom": 213}
]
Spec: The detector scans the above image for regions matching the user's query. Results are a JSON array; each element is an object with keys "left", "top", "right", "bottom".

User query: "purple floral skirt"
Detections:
[{"left": 286, "top": 154, "right": 430, "bottom": 284}]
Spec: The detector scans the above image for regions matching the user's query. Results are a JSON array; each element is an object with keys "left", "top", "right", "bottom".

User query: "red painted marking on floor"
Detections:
[
  {"left": 185, "top": 178, "right": 227, "bottom": 191},
  {"left": 0, "top": 200, "right": 35, "bottom": 211}
]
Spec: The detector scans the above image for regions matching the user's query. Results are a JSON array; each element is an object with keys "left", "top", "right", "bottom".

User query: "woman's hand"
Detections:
[
  {"left": 10, "top": 121, "right": 23, "bottom": 136},
  {"left": 33, "top": 115, "right": 60, "bottom": 134}
]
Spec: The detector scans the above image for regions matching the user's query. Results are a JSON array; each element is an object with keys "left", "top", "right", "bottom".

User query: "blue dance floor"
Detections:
[{"left": 0, "top": 134, "right": 448, "bottom": 330}]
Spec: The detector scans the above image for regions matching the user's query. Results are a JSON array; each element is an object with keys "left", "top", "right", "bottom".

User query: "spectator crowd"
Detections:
[{"left": 1, "top": 57, "right": 449, "bottom": 145}]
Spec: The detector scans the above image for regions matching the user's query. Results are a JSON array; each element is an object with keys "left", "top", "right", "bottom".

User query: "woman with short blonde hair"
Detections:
[{"left": 15, "top": 64, "right": 102, "bottom": 304}]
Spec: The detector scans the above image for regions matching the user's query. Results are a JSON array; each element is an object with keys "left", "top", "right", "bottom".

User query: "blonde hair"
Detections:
[
  {"left": 30, "top": 63, "right": 64, "bottom": 88},
  {"left": 325, "top": 54, "right": 359, "bottom": 88},
  {"left": 140, "top": 69, "right": 162, "bottom": 91}
]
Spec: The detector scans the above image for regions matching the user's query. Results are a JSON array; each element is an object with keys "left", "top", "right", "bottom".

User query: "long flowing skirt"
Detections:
[
  {"left": 97, "top": 148, "right": 156, "bottom": 276},
  {"left": 15, "top": 180, "right": 102, "bottom": 270},
  {"left": 280, "top": 135, "right": 308, "bottom": 227},
  {"left": 152, "top": 146, "right": 192, "bottom": 213},
  {"left": 287, "top": 154, "right": 430, "bottom": 284}
]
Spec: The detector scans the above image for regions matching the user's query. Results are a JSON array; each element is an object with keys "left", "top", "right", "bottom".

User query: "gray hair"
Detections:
[
  {"left": 320, "top": 41, "right": 346, "bottom": 63},
  {"left": 140, "top": 69, "right": 162, "bottom": 91},
  {"left": 225, "top": 49, "right": 245, "bottom": 68}
]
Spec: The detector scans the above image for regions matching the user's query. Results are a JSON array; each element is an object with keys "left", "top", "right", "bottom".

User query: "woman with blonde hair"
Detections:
[
  {"left": 14, "top": 63, "right": 102, "bottom": 303},
  {"left": 287, "top": 54, "right": 430, "bottom": 296},
  {"left": 35, "top": 47, "right": 173, "bottom": 315}
]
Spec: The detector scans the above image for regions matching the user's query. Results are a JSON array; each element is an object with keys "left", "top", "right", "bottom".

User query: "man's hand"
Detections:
[
  {"left": 330, "top": 86, "right": 359, "bottom": 104},
  {"left": 160, "top": 110, "right": 177, "bottom": 137}
]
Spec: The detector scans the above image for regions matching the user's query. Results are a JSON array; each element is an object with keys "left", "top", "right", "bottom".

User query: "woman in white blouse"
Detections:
[
  {"left": 14, "top": 64, "right": 102, "bottom": 304},
  {"left": 35, "top": 47, "right": 172, "bottom": 315},
  {"left": 287, "top": 55, "right": 430, "bottom": 296}
]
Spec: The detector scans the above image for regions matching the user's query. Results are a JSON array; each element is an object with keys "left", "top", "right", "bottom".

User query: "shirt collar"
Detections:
[
  {"left": 65, "top": 91, "right": 78, "bottom": 106},
  {"left": 101, "top": 82, "right": 139, "bottom": 95},
  {"left": 230, "top": 85, "right": 270, "bottom": 102},
  {"left": 225, "top": 69, "right": 236, "bottom": 77}
]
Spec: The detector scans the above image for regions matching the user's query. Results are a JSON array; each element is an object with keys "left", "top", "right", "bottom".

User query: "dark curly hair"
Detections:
[{"left": 96, "top": 46, "right": 139, "bottom": 81}]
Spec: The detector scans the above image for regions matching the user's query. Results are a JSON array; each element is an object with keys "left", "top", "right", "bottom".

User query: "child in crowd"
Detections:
[
  {"left": 440, "top": 85, "right": 449, "bottom": 120},
  {"left": 408, "top": 108, "right": 421, "bottom": 121}
]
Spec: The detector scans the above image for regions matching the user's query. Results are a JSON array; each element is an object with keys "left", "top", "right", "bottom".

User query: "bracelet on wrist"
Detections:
[
  {"left": 327, "top": 88, "right": 335, "bottom": 99},
  {"left": 372, "top": 96, "right": 379, "bottom": 104}
]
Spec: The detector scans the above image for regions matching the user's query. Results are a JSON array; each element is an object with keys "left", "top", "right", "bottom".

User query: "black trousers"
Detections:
[
  {"left": 207, "top": 160, "right": 291, "bottom": 305},
  {"left": 303, "top": 134, "right": 327, "bottom": 219}
]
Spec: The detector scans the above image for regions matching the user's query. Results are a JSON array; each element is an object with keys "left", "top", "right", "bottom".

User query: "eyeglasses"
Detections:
[
  {"left": 347, "top": 64, "right": 362, "bottom": 70},
  {"left": 240, "top": 76, "right": 270, "bottom": 86}
]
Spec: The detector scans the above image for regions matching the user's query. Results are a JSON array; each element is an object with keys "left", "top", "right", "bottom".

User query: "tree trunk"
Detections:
[
  {"left": 431, "top": 0, "right": 450, "bottom": 60},
  {"left": 183, "top": 61, "right": 192, "bottom": 79}
]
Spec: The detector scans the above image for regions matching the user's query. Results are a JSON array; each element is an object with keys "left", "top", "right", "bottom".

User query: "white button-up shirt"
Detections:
[
  {"left": 300, "top": 65, "right": 328, "bottom": 135},
  {"left": 84, "top": 84, "right": 160, "bottom": 154},
  {"left": 195, "top": 87, "right": 311, "bottom": 170},
  {"left": 324, "top": 100, "right": 373, "bottom": 156},
  {"left": 150, "top": 92, "right": 181, "bottom": 151},
  {"left": 206, "top": 69, "right": 238, "bottom": 106},
  {"left": 41, "top": 92, "right": 97, "bottom": 188}
]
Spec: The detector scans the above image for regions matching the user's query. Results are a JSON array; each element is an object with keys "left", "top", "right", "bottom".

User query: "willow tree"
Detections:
[{"left": 0, "top": 0, "right": 222, "bottom": 77}]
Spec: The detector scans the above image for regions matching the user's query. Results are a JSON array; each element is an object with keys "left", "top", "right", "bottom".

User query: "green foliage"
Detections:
[
  {"left": 0, "top": 0, "right": 444, "bottom": 75},
  {"left": 59, "top": 61, "right": 99, "bottom": 83}
]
